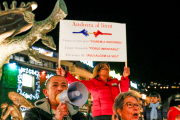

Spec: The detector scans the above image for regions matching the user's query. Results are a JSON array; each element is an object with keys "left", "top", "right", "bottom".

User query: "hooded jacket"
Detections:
[
  {"left": 168, "top": 106, "right": 180, "bottom": 120},
  {"left": 65, "top": 71, "right": 129, "bottom": 117},
  {"left": 24, "top": 98, "right": 87, "bottom": 120}
]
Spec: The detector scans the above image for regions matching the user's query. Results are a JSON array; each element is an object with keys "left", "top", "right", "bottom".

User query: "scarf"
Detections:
[{"left": 150, "top": 102, "right": 159, "bottom": 120}]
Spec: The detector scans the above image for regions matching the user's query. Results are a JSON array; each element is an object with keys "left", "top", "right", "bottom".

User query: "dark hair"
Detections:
[
  {"left": 170, "top": 99, "right": 180, "bottom": 107},
  {"left": 149, "top": 92, "right": 160, "bottom": 98},
  {"left": 45, "top": 75, "right": 64, "bottom": 89}
]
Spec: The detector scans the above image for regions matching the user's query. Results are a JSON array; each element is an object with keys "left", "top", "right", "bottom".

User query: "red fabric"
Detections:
[
  {"left": 168, "top": 106, "right": 180, "bottom": 120},
  {"left": 65, "top": 72, "right": 129, "bottom": 117}
]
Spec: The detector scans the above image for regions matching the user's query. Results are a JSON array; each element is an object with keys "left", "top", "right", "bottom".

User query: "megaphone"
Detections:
[{"left": 56, "top": 81, "right": 88, "bottom": 106}]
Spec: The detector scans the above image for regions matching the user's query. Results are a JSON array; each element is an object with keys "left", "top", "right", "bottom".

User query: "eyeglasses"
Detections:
[
  {"left": 101, "top": 66, "right": 109, "bottom": 70},
  {"left": 123, "top": 102, "right": 141, "bottom": 108}
]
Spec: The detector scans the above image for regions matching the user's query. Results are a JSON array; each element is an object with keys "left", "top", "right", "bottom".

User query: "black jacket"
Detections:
[
  {"left": 24, "top": 107, "right": 87, "bottom": 120},
  {"left": 24, "top": 98, "right": 87, "bottom": 120}
]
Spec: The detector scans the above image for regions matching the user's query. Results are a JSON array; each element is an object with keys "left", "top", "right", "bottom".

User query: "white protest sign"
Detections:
[{"left": 59, "top": 20, "right": 127, "bottom": 62}]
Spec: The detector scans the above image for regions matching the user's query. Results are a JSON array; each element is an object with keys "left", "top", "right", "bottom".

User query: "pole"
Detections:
[
  {"left": 125, "top": 60, "right": 128, "bottom": 68},
  {"left": 59, "top": 21, "right": 61, "bottom": 68},
  {"left": 58, "top": 59, "right": 61, "bottom": 68},
  {"left": 125, "top": 24, "right": 128, "bottom": 68}
]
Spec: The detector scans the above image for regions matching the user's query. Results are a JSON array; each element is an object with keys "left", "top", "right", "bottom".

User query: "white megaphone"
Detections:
[{"left": 56, "top": 81, "right": 88, "bottom": 106}]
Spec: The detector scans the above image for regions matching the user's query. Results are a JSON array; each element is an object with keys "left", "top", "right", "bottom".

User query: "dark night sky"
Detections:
[
  {"left": 5, "top": 0, "right": 179, "bottom": 95},
  {"left": 36, "top": 0, "right": 179, "bottom": 83}
]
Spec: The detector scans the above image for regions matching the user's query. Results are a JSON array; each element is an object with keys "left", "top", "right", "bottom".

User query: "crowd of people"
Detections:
[{"left": 23, "top": 62, "right": 180, "bottom": 120}]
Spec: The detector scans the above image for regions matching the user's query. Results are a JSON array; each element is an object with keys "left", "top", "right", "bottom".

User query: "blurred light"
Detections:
[
  {"left": 109, "top": 70, "right": 121, "bottom": 80},
  {"left": 8, "top": 63, "right": 17, "bottom": 69},
  {"left": 166, "top": 87, "right": 168, "bottom": 89},
  {"left": 20, "top": 108, "right": 28, "bottom": 112},
  {"left": 38, "top": 48, "right": 44, "bottom": 54},
  {"left": 142, "top": 83, "right": 146, "bottom": 85},
  {"left": 160, "top": 87, "right": 162, "bottom": 89},
  {"left": 22, "top": 112, "right": 25, "bottom": 118},
  {"left": 31, "top": 3, "right": 38, "bottom": 10},
  {"left": 22, "top": 73, "right": 33, "bottom": 87},
  {"left": 80, "top": 61, "right": 94, "bottom": 68},
  {"left": 46, "top": 73, "right": 54, "bottom": 79},
  {"left": 142, "top": 94, "right": 146, "bottom": 99},
  {"left": 154, "top": 87, "right": 156, "bottom": 89},
  {"left": 130, "top": 81, "right": 137, "bottom": 89},
  {"left": 148, "top": 86, "right": 150, "bottom": 88},
  {"left": 109, "top": 70, "right": 116, "bottom": 78}
]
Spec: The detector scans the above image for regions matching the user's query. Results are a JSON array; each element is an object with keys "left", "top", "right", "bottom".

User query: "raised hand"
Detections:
[
  {"left": 56, "top": 66, "right": 66, "bottom": 77},
  {"left": 123, "top": 67, "right": 130, "bottom": 78}
]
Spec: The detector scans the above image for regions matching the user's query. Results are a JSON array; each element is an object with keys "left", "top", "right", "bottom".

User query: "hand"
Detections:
[
  {"left": 56, "top": 66, "right": 66, "bottom": 77},
  {"left": 123, "top": 67, "right": 130, "bottom": 78},
  {"left": 176, "top": 114, "right": 180, "bottom": 120},
  {"left": 55, "top": 103, "right": 69, "bottom": 120}
]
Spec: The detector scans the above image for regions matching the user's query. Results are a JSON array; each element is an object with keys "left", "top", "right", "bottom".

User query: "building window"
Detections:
[
  {"left": 19, "top": 56, "right": 25, "bottom": 62},
  {"left": 30, "top": 59, "right": 35, "bottom": 64},
  {"left": 35, "top": 61, "right": 39, "bottom": 65},
  {"left": 44, "top": 60, "right": 49, "bottom": 67},
  {"left": 48, "top": 61, "right": 53, "bottom": 68},
  {"left": 22, "top": 73, "right": 35, "bottom": 94},
  {"left": 14, "top": 55, "right": 20, "bottom": 61},
  {"left": 10, "top": 54, "right": 14, "bottom": 59},
  {"left": 38, "top": 59, "right": 43, "bottom": 66}
]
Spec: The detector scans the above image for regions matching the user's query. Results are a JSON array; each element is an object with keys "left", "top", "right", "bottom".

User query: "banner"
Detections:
[{"left": 59, "top": 20, "right": 127, "bottom": 62}]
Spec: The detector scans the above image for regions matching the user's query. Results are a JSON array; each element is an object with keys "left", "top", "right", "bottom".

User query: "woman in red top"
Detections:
[
  {"left": 57, "top": 62, "right": 130, "bottom": 120},
  {"left": 168, "top": 98, "right": 180, "bottom": 120}
]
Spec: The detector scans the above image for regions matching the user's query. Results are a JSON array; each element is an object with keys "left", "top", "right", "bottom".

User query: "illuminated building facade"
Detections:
[
  {"left": 0, "top": 46, "right": 147, "bottom": 116},
  {"left": 0, "top": 46, "right": 93, "bottom": 116}
]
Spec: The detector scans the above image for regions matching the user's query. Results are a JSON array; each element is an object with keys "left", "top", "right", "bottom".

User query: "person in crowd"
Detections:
[
  {"left": 24, "top": 75, "right": 87, "bottom": 120},
  {"left": 168, "top": 98, "right": 180, "bottom": 120},
  {"left": 56, "top": 62, "right": 130, "bottom": 120},
  {"left": 113, "top": 90, "right": 141, "bottom": 120},
  {"left": 144, "top": 92, "right": 167, "bottom": 120}
]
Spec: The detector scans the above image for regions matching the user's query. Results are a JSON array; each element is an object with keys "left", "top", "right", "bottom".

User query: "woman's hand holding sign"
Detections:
[{"left": 123, "top": 67, "right": 130, "bottom": 78}]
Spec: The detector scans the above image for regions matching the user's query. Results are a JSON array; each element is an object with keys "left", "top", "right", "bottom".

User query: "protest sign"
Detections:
[{"left": 59, "top": 20, "right": 127, "bottom": 62}]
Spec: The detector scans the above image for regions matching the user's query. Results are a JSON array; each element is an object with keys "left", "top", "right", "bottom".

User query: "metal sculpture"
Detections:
[
  {"left": 0, "top": 0, "right": 68, "bottom": 79},
  {"left": 1, "top": 91, "right": 34, "bottom": 120}
]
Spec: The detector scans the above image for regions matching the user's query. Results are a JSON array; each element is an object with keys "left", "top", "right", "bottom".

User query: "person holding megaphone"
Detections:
[
  {"left": 57, "top": 62, "right": 130, "bottom": 120},
  {"left": 24, "top": 75, "right": 87, "bottom": 120}
]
